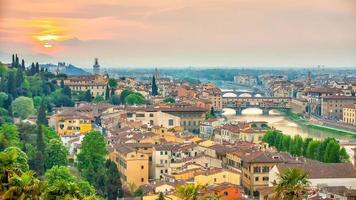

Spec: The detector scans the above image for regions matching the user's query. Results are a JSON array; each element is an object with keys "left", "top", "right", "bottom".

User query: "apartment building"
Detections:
[{"left": 343, "top": 103, "right": 356, "bottom": 125}]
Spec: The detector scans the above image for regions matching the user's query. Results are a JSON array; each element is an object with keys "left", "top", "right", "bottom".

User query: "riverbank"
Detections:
[{"left": 279, "top": 109, "right": 356, "bottom": 139}]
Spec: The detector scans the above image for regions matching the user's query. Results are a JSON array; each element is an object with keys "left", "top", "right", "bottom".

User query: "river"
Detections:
[{"left": 219, "top": 81, "right": 356, "bottom": 160}]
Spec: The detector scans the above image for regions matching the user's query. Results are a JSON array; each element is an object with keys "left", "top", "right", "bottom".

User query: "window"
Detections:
[
  {"left": 141, "top": 165, "right": 144, "bottom": 169},
  {"left": 263, "top": 177, "right": 269, "bottom": 181},
  {"left": 149, "top": 113, "right": 154, "bottom": 117},
  {"left": 136, "top": 113, "right": 145, "bottom": 117},
  {"left": 160, "top": 151, "right": 163, "bottom": 155},
  {"left": 165, "top": 151, "right": 168, "bottom": 155},
  {"left": 253, "top": 166, "right": 261, "bottom": 173},
  {"left": 214, "top": 178, "right": 217, "bottom": 182},
  {"left": 255, "top": 177, "right": 259, "bottom": 181},
  {"left": 168, "top": 119, "right": 174, "bottom": 126},
  {"left": 160, "top": 160, "right": 164, "bottom": 164},
  {"left": 160, "top": 170, "right": 164, "bottom": 173},
  {"left": 165, "top": 169, "right": 168, "bottom": 173},
  {"left": 262, "top": 166, "right": 269, "bottom": 173},
  {"left": 149, "top": 156, "right": 152, "bottom": 161},
  {"left": 223, "top": 191, "right": 228, "bottom": 196},
  {"left": 141, "top": 178, "right": 144, "bottom": 182}
]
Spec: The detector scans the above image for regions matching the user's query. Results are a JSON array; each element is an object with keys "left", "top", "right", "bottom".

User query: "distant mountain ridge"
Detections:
[{"left": 40, "top": 63, "right": 90, "bottom": 76}]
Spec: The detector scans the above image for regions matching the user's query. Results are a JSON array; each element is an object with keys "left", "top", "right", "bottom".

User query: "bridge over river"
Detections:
[{"left": 222, "top": 96, "right": 291, "bottom": 115}]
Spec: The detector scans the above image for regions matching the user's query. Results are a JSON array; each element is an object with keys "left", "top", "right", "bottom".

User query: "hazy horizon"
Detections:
[{"left": 1, "top": 0, "right": 356, "bottom": 68}]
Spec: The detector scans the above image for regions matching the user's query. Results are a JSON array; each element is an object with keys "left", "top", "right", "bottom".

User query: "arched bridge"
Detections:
[
  {"left": 221, "top": 90, "right": 262, "bottom": 97},
  {"left": 222, "top": 97, "right": 291, "bottom": 115}
]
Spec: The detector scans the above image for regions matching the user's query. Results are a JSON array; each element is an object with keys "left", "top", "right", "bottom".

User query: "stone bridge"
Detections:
[
  {"left": 222, "top": 96, "right": 291, "bottom": 115},
  {"left": 221, "top": 90, "right": 261, "bottom": 97}
]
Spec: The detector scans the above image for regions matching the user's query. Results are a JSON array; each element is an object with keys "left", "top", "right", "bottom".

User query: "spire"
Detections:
[{"left": 93, "top": 58, "right": 100, "bottom": 75}]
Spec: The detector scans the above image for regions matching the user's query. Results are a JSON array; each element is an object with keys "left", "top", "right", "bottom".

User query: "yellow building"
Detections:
[
  {"left": 110, "top": 144, "right": 149, "bottom": 187},
  {"left": 238, "top": 151, "right": 294, "bottom": 197},
  {"left": 343, "top": 103, "right": 356, "bottom": 125},
  {"left": 49, "top": 110, "right": 93, "bottom": 135},
  {"left": 194, "top": 169, "right": 240, "bottom": 186}
]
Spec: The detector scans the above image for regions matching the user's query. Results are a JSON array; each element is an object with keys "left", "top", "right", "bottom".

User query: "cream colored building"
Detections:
[
  {"left": 63, "top": 75, "right": 108, "bottom": 97},
  {"left": 343, "top": 103, "right": 356, "bottom": 125},
  {"left": 126, "top": 109, "right": 181, "bottom": 129}
]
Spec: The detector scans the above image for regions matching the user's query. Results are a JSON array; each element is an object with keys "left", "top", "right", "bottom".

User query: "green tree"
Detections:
[
  {"left": 82, "top": 90, "right": 92, "bottom": 102},
  {"left": 93, "top": 95, "right": 105, "bottom": 103},
  {"left": 306, "top": 140, "right": 320, "bottom": 160},
  {"left": 7, "top": 71, "right": 17, "bottom": 98},
  {"left": 125, "top": 93, "right": 146, "bottom": 105},
  {"left": 110, "top": 95, "right": 121, "bottom": 105},
  {"left": 175, "top": 184, "right": 203, "bottom": 200},
  {"left": 163, "top": 97, "right": 175, "bottom": 104},
  {"left": 272, "top": 168, "right": 310, "bottom": 200},
  {"left": 45, "top": 166, "right": 76, "bottom": 185},
  {"left": 45, "top": 139, "right": 69, "bottom": 170},
  {"left": 120, "top": 89, "right": 133, "bottom": 104},
  {"left": 62, "top": 85, "right": 72, "bottom": 98},
  {"left": 108, "top": 78, "right": 117, "bottom": 88},
  {"left": 3, "top": 147, "right": 29, "bottom": 172},
  {"left": 0, "top": 92, "right": 8, "bottom": 107},
  {"left": 77, "top": 131, "right": 108, "bottom": 194},
  {"left": 35, "top": 125, "right": 46, "bottom": 176},
  {"left": 0, "top": 124, "right": 20, "bottom": 151},
  {"left": 105, "top": 159, "right": 123, "bottom": 199},
  {"left": 11, "top": 96, "right": 35, "bottom": 119},
  {"left": 16, "top": 67, "right": 24, "bottom": 88},
  {"left": 105, "top": 85, "right": 110, "bottom": 100},
  {"left": 37, "top": 101, "right": 48, "bottom": 125},
  {"left": 323, "top": 140, "right": 340, "bottom": 163},
  {"left": 151, "top": 76, "right": 158, "bottom": 96},
  {"left": 339, "top": 147, "right": 349, "bottom": 163}
]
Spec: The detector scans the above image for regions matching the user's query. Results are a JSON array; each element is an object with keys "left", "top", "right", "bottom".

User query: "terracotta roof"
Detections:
[{"left": 276, "top": 160, "right": 356, "bottom": 179}]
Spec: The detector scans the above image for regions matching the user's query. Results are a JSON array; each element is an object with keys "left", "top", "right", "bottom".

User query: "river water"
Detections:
[{"left": 219, "top": 83, "right": 356, "bottom": 160}]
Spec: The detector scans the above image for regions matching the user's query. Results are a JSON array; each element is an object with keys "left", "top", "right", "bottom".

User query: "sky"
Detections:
[{"left": 0, "top": 0, "right": 356, "bottom": 68}]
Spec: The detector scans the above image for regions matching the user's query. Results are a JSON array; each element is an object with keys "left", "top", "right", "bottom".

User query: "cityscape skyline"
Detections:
[{"left": 1, "top": 0, "right": 356, "bottom": 68}]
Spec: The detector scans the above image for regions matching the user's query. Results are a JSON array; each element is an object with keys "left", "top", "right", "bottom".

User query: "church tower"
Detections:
[{"left": 93, "top": 58, "right": 100, "bottom": 75}]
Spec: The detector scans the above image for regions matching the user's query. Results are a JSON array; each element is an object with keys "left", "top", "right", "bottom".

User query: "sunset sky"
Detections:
[{"left": 0, "top": 0, "right": 356, "bottom": 68}]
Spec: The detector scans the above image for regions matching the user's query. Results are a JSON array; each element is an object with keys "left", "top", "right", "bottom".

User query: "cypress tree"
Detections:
[
  {"left": 60, "top": 79, "right": 65, "bottom": 88},
  {"left": 63, "top": 85, "right": 72, "bottom": 98},
  {"left": 7, "top": 71, "right": 17, "bottom": 98},
  {"left": 11, "top": 54, "right": 15, "bottom": 67},
  {"left": 15, "top": 54, "right": 19, "bottom": 68},
  {"left": 37, "top": 101, "right": 48, "bottom": 125},
  {"left": 151, "top": 76, "right": 158, "bottom": 96},
  {"left": 110, "top": 87, "right": 115, "bottom": 96},
  {"left": 35, "top": 62, "right": 40, "bottom": 73},
  {"left": 21, "top": 59, "right": 25, "bottom": 70},
  {"left": 105, "top": 85, "right": 110, "bottom": 100},
  {"left": 30, "top": 62, "right": 36, "bottom": 75},
  {"left": 83, "top": 90, "right": 92, "bottom": 102},
  {"left": 35, "top": 125, "right": 46, "bottom": 175},
  {"left": 105, "top": 159, "right": 123, "bottom": 199},
  {"left": 16, "top": 67, "right": 24, "bottom": 87}
]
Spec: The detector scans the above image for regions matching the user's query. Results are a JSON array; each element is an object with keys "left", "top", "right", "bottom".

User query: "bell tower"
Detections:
[{"left": 93, "top": 58, "right": 100, "bottom": 75}]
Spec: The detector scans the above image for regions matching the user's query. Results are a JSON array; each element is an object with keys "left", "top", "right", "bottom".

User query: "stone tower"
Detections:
[{"left": 93, "top": 58, "right": 100, "bottom": 75}]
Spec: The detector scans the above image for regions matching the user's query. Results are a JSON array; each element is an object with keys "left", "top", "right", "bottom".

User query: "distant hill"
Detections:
[{"left": 40, "top": 63, "right": 90, "bottom": 76}]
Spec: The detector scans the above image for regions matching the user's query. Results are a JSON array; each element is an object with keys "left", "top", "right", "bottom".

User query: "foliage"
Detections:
[
  {"left": 108, "top": 78, "right": 117, "bottom": 88},
  {"left": 105, "top": 160, "right": 123, "bottom": 199},
  {"left": 45, "top": 166, "right": 97, "bottom": 198},
  {"left": 163, "top": 97, "right": 175, "bottom": 104},
  {"left": 37, "top": 101, "right": 48, "bottom": 125},
  {"left": 110, "top": 95, "right": 121, "bottom": 105},
  {"left": 45, "top": 139, "right": 69, "bottom": 170},
  {"left": 175, "top": 184, "right": 203, "bottom": 200},
  {"left": 125, "top": 93, "right": 146, "bottom": 105},
  {"left": 272, "top": 168, "right": 310, "bottom": 200},
  {"left": 0, "top": 123, "right": 20, "bottom": 151},
  {"left": 157, "top": 192, "right": 165, "bottom": 200},
  {"left": 77, "top": 131, "right": 108, "bottom": 195},
  {"left": 93, "top": 95, "right": 105, "bottom": 103},
  {"left": 11, "top": 96, "right": 35, "bottom": 119},
  {"left": 262, "top": 130, "right": 349, "bottom": 163}
]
